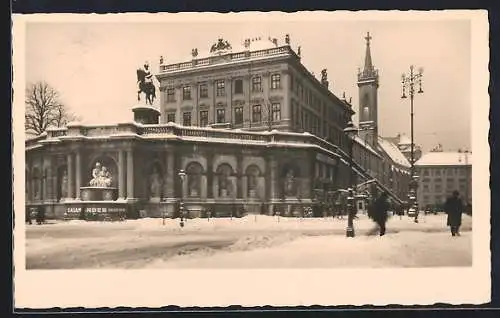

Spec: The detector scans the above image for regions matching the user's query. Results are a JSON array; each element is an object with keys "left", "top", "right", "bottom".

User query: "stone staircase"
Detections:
[{"left": 346, "top": 157, "right": 405, "bottom": 206}]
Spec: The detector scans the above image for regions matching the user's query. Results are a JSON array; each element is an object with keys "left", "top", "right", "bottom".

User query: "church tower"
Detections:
[{"left": 357, "top": 32, "right": 379, "bottom": 148}]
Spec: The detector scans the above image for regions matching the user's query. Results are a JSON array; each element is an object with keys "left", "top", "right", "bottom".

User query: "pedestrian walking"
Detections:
[
  {"left": 444, "top": 190, "right": 464, "bottom": 236},
  {"left": 371, "top": 192, "right": 390, "bottom": 236}
]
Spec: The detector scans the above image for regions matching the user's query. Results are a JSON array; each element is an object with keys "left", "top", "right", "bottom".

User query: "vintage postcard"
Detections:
[{"left": 13, "top": 11, "right": 490, "bottom": 308}]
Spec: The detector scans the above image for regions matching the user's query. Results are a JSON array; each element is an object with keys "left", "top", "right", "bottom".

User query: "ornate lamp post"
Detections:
[
  {"left": 178, "top": 169, "right": 187, "bottom": 228},
  {"left": 401, "top": 65, "right": 424, "bottom": 223},
  {"left": 343, "top": 120, "right": 358, "bottom": 238}
]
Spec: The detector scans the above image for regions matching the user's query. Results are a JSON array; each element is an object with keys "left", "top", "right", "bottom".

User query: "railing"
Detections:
[
  {"left": 25, "top": 121, "right": 404, "bottom": 202},
  {"left": 159, "top": 46, "right": 292, "bottom": 73}
]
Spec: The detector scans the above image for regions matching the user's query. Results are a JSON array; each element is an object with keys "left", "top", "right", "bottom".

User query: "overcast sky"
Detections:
[{"left": 24, "top": 13, "right": 471, "bottom": 152}]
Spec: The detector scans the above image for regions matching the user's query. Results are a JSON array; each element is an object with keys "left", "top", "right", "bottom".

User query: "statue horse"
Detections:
[{"left": 136, "top": 68, "right": 156, "bottom": 105}]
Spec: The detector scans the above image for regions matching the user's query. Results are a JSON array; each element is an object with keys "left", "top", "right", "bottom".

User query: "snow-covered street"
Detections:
[{"left": 25, "top": 213, "right": 472, "bottom": 269}]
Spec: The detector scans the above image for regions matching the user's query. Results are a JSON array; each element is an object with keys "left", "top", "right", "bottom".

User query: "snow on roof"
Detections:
[
  {"left": 378, "top": 137, "right": 411, "bottom": 168},
  {"left": 415, "top": 151, "right": 472, "bottom": 166},
  {"left": 353, "top": 135, "right": 380, "bottom": 157}
]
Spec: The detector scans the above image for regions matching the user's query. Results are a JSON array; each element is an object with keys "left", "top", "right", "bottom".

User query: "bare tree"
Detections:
[{"left": 25, "top": 81, "right": 80, "bottom": 136}]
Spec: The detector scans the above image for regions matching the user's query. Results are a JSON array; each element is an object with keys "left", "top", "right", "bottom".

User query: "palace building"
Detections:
[{"left": 25, "top": 33, "right": 412, "bottom": 219}]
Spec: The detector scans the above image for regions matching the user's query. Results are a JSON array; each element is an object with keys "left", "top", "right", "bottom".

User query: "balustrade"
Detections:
[{"left": 159, "top": 46, "right": 293, "bottom": 74}]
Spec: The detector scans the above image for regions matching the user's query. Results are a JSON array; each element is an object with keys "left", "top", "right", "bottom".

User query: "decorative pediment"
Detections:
[
  {"left": 269, "top": 95, "right": 284, "bottom": 102},
  {"left": 216, "top": 102, "right": 227, "bottom": 108},
  {"left": 232, "top": 99, "right": 246, "bottom": 106},
  {"left": 199, "top": 103, "right": 210, "bottom": 110},
  {"left": 250, "top": 97, "right": 265, "bottom": 104}
]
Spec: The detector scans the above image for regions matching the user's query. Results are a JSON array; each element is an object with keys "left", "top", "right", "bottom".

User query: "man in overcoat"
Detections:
[
  {"left": 444, "top": 190, "right": 464, "bottom": 236},
  {"left": 371, "top": 192, "right": 391, "bottom": 236}
]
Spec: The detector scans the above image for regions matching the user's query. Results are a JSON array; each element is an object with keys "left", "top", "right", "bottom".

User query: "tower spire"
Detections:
[
  {"left": 358, "top": 31, "right": 378, "bottom": 82},
  {"left": 364, "top": 32, "right": 373, "bottom": 72}
]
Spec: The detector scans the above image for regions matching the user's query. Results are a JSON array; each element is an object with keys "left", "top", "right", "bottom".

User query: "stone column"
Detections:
[
  {"left": 236, "top": 154, "right": 243, "bottom": 199},
  {"left": 67, "top": 153, "right": 74, "bottom": 199},
  {"left": 126, "top": 149, "right": 134, "bottom": 199},
  {"left": 165, "top": 151, "right": 175, "bottom": 198},
  {"left": 267, "top": 155, "right": 278, "bottom": 215},
  {"left": 41, "top": 156, "right": 47, "bottom": 201},
  {"left": 118, "top": 150, "right": 126, "bottom": 199},
  {"left": 206, "top": 152, "right": 214, "bottom": 199},
  {"left": 75, "top": 151, "right": 81, "bottom": 200}
]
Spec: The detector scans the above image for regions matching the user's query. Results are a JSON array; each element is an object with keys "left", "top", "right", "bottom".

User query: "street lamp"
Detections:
[
  {"left": 401, "top": 65, "right": 424, "bottom": 223},
  {"left": 178, "top": 169, "right": 187, "bottom": 228},
  {"left": 459, "top": 149, "right": 470, "bottom": 212},
  {"left": 343, "top": 120, "right": 358, "bottom": 238}
]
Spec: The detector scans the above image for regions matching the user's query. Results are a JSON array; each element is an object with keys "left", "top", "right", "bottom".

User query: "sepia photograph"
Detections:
[{"left": 13, "top": 11, "right": 490, "bottom": 308}]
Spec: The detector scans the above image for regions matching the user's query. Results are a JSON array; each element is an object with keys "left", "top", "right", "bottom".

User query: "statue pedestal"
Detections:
[
  {"left": 80, "top": 187, "right": 118, "bottom": 201},
  {"left": 149, "top": 197, "right": 161, "bottom": 203}
]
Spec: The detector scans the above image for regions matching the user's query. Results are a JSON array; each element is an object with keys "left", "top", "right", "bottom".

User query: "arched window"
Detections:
[
  {"left": 186, "top": 162, "right": 203, "bottom": 197},
  {"left": 245, "top": 165, "right": 261, "bottom": 198},
  {"left": 216, "top": 163, "right": 234, "bottom": 197}
]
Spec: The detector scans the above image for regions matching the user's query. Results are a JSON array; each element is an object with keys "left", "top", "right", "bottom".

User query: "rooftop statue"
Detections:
[{"left": 210, "top": 38, "right": 232, "bottom": 53}]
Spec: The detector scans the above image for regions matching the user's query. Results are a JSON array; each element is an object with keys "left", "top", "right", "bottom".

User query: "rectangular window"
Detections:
[
  {"left": 199, "top": 83, "right": 208, "bottom": 98},
  {"left": 252, "top": 76, "right": 262, "bottom": 92},
  {"left": 435, "top": 169, "right": 441, "bottom": 176},
  {"left": 252, "top": 105, "right": 262, "bottom": 123},
  {"left": 166, "top": 113, "right": 176, "bottom": 123},
  {"left": 423, "top": 184, "right": 429, "bottom": 192},
  {"left": 271, "top": 73, "right": 281, "bottom": 89},
  {"left": 423, "top": 169, "right": 429, "bottom": 176},
  {"left": 423, "top": 195, "right": 430, "bottom": 202},
  {"left": 216, "top": 80, "right": 225, "bottom": 97},
  {"left": 182, "top": 112, "right": 192, "bottom": 126},
  {"left": 216, "top": 108, "right": 225, "bottom": 123},
  {"left": 271, "top": 103, "right": 281, "bottom": 122},
  {"left": 182, "top": 86, "right": 191, "bottom": 100},
  {"left": 435, "top": 184, "right": 442, "bottom": 192},
  {"left": 447, "top": 169, "right": 454, "bottom": 176},
  {"left": 460, "top": 169, "right": 466, "bottom": 176},
  {"left": 434, "top": 196, "right": 442, "bottom": 204},
  {"left": 234, "top": 79, "right": 243, "bottom": 94},
  {"left": 234, "top": 107, "right": 243, "bottom": 125},
  {"left": 199, "top": 110, "right": 209, "bottom": 127},
  {"left": 166, "top": 88, "right": 175, "bottom": 102}
]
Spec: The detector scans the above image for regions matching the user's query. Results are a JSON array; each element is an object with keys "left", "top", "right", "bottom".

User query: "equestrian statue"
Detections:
[{"left": 136, "top": 61, "right": 156, "bottom": 105}]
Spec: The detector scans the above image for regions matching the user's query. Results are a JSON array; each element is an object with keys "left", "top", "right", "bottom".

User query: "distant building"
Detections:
[
  {"left": 385, "top": 133, "right": 423, "bottom": 164},
  {"left": 415, "top": 150, "right": 472, "bottom": 209}
]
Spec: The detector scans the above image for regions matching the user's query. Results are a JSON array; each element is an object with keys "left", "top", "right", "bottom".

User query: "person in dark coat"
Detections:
[
  {"left": 371, "top": 192, "right": 390, "bottom": 236},
  {"left": 444, "top": 190, "right": 464, "bottom": 236}
]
